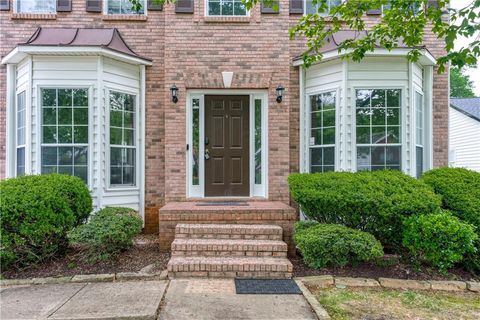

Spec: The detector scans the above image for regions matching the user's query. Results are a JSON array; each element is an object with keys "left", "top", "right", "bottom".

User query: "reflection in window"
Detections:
[
  {"left": 192, "top": 98, "right": 200, "bottom": 185},
  {"left": 305, "top": 0, "right": 341, "bottom": 15},
  {"left": 309, "top": 91, "right": 335, "bottom": 173},
  {"left": 41, "top": 88, "right": 89, "bottom": 182},
  {"left": 16, "top": 0, "right": 55, "bottom": 13},
  {"left": 16, "top": 91, "right": 26, "bottom": 176},
  {"left": 207, "top": 0, "right": 247, "bottom": 16},
  {"left": 254, "top": 99, "right": 262, "bottom": 184},
  {"left": 415, "top": 91, "right": 424, "bottom": 178},
  {"left": 356, "top": 89, "right": 401, "bottom": 171},
  {"left": 109, "top": 91, "right": 136, "bottom": 186},
  {"left": 107, "top": 0, "right": 145, "bottom": 14}
]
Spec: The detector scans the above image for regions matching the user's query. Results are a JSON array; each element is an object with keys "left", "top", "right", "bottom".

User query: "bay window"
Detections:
[
  {"left": 41, "top": 88, "right": 89, "bottom": 182},
  {"left": 356, "top": 89, "right": 401, "bottom": 171},
  {"left": 16, "top": 91, "right": 26, "bottom": 176},
  {"left": 415, "top": 91, "right": 424, "bottom": 177},
  {"left": 109, "top": 91, "right": 137, "bottom": 187},
  {"left": 207, "top": 0, "right": 247, "bottom": 16},
  {"left": 106, "top": 0, "right": 145, "bottom": 14},
  {"left": 15, "top": 0, "right": 56, "bottom": 13},
  {"left": 309, "top": 91, "right": 336, "bottom": 172}
]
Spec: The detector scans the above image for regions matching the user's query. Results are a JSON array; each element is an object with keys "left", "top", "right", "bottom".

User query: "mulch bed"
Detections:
[
  {"left": 292, "top": 255, "right": 479, "bottom": 282},
  {"left": 2, "top": 235, "right": 170, "bottom": 280}
]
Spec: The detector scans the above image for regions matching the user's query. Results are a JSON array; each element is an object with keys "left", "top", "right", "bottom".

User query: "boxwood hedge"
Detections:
[
  {"left": 0, "top": 174, "right": 92, "bottom": 269},
  {"left": 289, "top": 170, "right": 441, "bottom": 251},
  {"left": 294, "top": 222, "right": 384, "bottom": 268}
]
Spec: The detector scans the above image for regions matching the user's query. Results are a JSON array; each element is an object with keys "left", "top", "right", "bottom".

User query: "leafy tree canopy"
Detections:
[
  {"left": 450, "top": 66, "right": 476, "bottom": 97},
  {"left": 133, "top": 0, "right": 480, "bottom": 73}
]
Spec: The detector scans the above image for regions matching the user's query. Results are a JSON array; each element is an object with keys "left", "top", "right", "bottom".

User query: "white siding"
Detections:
[{"left": 449, "top": 108, "right": 480, "bottom": 172}]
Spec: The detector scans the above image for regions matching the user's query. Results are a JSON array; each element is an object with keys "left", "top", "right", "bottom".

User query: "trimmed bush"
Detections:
[
  {"left": 421, "top": 167, "right": 480, "bottom": 230},
  {"left": 289, "top": 171, "right": 441, "bottom": 251},
  {"left": 403, "top": 211, "right": 477, "bottom": 272},
  {"left": 294, "top": 222, "right": 384, "bottom": 268},
  {"left": 69, "top": 207, "right": 143, "bottom": 261},
  {"left": 0, "top": 174, "right": 92, "bottom": 269}
]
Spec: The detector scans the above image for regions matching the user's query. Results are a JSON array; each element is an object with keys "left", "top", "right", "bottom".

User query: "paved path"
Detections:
[{"left": 0, "top": 279, "right": 317, "bottom": 320}]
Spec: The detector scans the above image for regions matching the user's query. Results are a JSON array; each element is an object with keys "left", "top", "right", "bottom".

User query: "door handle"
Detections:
[
  {"left": 205, "top": 137, "right": 209, "bottom": 145},
  {"left": 205, "top": 149, "right": 210, "bottom": 160}
]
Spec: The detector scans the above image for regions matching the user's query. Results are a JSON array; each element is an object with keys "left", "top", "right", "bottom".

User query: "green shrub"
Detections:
[
  {"left": 69, "top": 207, "right": 143, "bottom": 261},
  {"left": 294, "top": 222, "right": 384, "bottom": 268},
  {"left": 0, "top": 174, "right": 92, "bottom": 269},
  {"left": 403, "top": 211, "right": 477, "bottom": 272},
  {"left": 289, "top": 171, "right": 441, "bottom": 251},
  {"left": 421, "top": 167, "right": 480, "bottom": 230}
]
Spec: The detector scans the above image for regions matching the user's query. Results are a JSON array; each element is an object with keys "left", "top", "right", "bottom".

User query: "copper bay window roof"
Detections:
[{"left": 2, "top": 27, "right": 152, "bottom": 65}]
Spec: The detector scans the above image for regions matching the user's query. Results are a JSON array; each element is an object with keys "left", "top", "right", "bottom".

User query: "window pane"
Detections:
[
  {"left": 322, "top": 92, "right": 335, "bottom": 109},
  {"left": 356, "top": 90, "right": 372, "bottom": 108},
  {"left": 73, "top": 89, "right": 88, "bottom": 106},
  {"left": 371, "top": 108, "right": 385, "bottom": 125},
  {"left": 58, "top": 89, "right": 72, "bottom": 107},
  {"left": 111, "top": 148, "right": 122, "bottom": 166},
  {"left": 74, "top": 166, "right": 88, "bottom": 182},
  {"left": 209, "top": 1, "right": 221, "bottom": 15},
  {"left": 254, "top": 99, "right": 262, "bottom": 185},
  {"left": 43, "top": 108, "right": 57, "bottom": 125},
  {"left": 386, "top": 126, "right": 400, "bottom": 144},
  {"left": 416, "top": 146, "right": 424, "bottom": 178},
  {"left": 311, "top": 129, "right": 321, "bottom": 146},
  {"left": 43, "top": 126, "right": 57, "bottom": 143},
  {"left": 323, "top": 147, "right": 334, "bottom": 165},
  {"left": 356, "top": 108, "right": 371, "bottom": 126},
  {"left": 58, "top": 108, "right": 72, "bottom": 125},
  {"left": 74, "top": 109, "right": 88, "bottom": 125},
  {"left": 58, "top": 166, "right": 73, "bottom": 175},
  {"left": 372, "top": 126, "right": 386, "bottom": 144},
  {"left": 356, "top": 126, "right": 370, "bottom": 144},
  {"left": 371, "top": 90, "right": 386, "bottom": 108},
  {"left": 110, "top": 167, "right": 122, "bottom": 184},
  {"left": 110, "top": 128, "right": 123, "bottom": 145},
  {"left": 110, "top": 110, "right": 123, "bottom": 127},
  {"left": 311, "top": 95, "right": 321, "bottom": 112},
  {"left": 386, "top": 146, "right": 401, "bottom": 165},
  {"left": 387, "top": 108, "right": 400, "bottom": 125},
  {"left": 124, "top": 112, "right": 134, "bottom": 128},
  {"left": 58, "top": 147, "right": 73, "bottom": 165},
  {"left": 311, "top": 112, "right": 322, "bottom": 128},
  {"left": 58, "top": 126, "right": 73, "bottom": 143},
  {"left": 221, "top": 1, "right": 233, "bottom": 15},
  {"left": 323, "top": 110, "right": 335, "bottom": 127},
  {"left": 234, "top": 1, "right": 246, "bottom": 15},
  {"left": 387, "top": 89, "right": 400, "bottom": 107},
  {"left": 16, "top": 147, "right": 25, "bottom": 176},
  {"left": 192, "top": 101, "right": 200, "bottom": 185},
  {"left": 323, "top": 128, "right": 335, "bottom": 145},
  {"left": 108, "top": 0, "right": 144, "bottom": 14},
  {"left": 124, "top": 128, "right": 135, "bottom": 145},
  {"left": 42, "top": 147, "right": 57, "bottom": 165},
  {"left": 17, "top": 0, "right": 55, "bottom": 13},
  {"left": 74, "top": 146, "right": 88, "bottom": 165},
  {"left": 42, "top": 89, "right": 57, "bottom": 106},
  {"left": 310, "top": 148, "right": 322, "bottom": 166}
]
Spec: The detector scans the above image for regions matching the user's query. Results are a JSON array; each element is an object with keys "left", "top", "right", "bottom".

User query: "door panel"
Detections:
[{"left": 205, "top": 95, "right": 249, "bottom": 196}]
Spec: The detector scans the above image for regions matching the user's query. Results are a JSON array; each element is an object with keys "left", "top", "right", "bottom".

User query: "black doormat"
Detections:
[
  {"left": 196, "top": 202, "right": 249, "bottom": 206},
  {"left": 234, "top": 279, "right": 302, "bottom": 295}
]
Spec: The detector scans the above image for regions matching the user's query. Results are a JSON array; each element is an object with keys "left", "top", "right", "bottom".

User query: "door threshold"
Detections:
[{"left": 187, "top": 197, "right": 267, "bottom": 202}]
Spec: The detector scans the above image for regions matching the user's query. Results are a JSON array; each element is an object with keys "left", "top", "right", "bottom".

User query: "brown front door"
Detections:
[{"left": 205, "top": 95, "right": 250, "bottom": 197}]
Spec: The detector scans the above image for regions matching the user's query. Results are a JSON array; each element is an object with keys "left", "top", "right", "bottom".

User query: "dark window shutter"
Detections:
[
  {"left": 261, "top": 0, "right": 279, "bottom": 14},
  {"left": 366, "top": 9, "right": 381, "bottom": 15},
  {"left": 289, "top": 0, "right": 303, "bottom": 14},
  {"left": 147, "top": 0, "right": 163, "bottom": 11},
  {"left": 86, "top": 0, "right": 102, "bottom": 12},
  {"left": 57, "top": 0, "right": 72, "bottom": 12},
  {"left": 0, "top": 0, "right": 9, "bottom": 11},
  {"left": 175, "top": 0, "right": 193, "bottom": 13}
]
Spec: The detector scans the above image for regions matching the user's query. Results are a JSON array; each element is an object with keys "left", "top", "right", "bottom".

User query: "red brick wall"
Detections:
[{"left": 0, "top": 2, "right": 449, "bottom": 233}]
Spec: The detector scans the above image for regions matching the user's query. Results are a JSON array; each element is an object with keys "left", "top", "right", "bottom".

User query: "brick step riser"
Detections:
[
  {"left": 171, "top": 251, "right": 288, "bottom": 257},
  {"left": 169, "top": 271, "right": 292, "bottom": 279},
  {"left": 175, "top": 234, "right": 283, "bottom": 241}
]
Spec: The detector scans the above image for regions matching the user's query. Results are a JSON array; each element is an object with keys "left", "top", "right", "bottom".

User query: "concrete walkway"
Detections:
[{"left": 1, "top": 279, "right": 317, "bottom": 320}]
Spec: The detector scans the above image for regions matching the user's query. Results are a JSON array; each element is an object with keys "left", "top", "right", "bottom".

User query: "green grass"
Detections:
[{"left": 313, "top": 287, "right": 480, "bottom": 320}]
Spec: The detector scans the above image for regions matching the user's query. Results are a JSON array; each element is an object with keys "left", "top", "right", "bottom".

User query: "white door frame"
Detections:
[{"left": 186, "top": 89, "right": 268, "bottom": 198}]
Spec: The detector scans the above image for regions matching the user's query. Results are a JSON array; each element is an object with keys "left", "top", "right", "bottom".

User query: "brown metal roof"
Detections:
[
  {"left": 293, "top": 30, "right": 426, "bottom": 61},
  {"left": 21, "top": 27, "right": 151, "bottom": 62}
]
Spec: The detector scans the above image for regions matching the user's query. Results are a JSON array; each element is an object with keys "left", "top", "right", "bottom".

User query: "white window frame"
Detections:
[
  {"left": 353, "top": 87, "right": 405, "bottom": 172},
  {"left": 39, "top": 86, "right": 91, "bottom": 184},
  {"left": 104, "top": 0, "right": 147, "bottom": 15},
  {"left": 304, "top": 0, "right": 342, "bottom": 16},
  {"left": 186, "top": 90, "right": 268, "bottom": 198},
  {"left": 14, "top": 0, "right": 56, "bottom": 13},
  {"left": 414, "top": 89, "right": 425, "bottom": 178},
  {"left": 15, "top": 91, "right": 26, "bottom": 176},
  {"left": 306, "top": 89, "right": 339, "bottom": 173},
  {"left": 106, "top": 88, "right": 141, "bottom": 189},
  {"left": 205, "top": 0, "right": 250, "bottom": 17}
]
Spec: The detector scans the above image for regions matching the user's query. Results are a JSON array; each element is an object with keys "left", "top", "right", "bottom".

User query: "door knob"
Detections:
[{"left": 205, "top": 137, "right": 209, "bottom": 145}]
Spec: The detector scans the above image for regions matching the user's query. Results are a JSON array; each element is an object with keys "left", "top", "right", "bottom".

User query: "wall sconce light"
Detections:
[
  {"left": 170, "top": 84, "right": 179, "bottom": 103},
  {"left": 276, "top": 85, "right": 284, "bottom": 103}
]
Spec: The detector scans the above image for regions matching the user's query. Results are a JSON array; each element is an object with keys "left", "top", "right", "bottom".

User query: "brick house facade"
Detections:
[{"left": 0, "top": 1, "right": 448, "bottom": 251}]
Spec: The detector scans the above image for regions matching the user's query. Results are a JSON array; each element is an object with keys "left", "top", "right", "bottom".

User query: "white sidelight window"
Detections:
[
  {"left": 109, "top": 91, "right": 137, "bottom": 187},
  {"left": 41, "top": 88, "right": 89, "bottom": 182},
  {"left": 415, "top": 91, "right": 424, "bottom": 178},
  {"left": 356, "top": 89, "right": 402, "bottom": 171},
  {"left": 305, "top": 0, "right": 341, "bottom": 15},
  {"left": 15, "top": 0, "right": 56, "bottom": 13},
  {"left": 16, "top": 91, "right": 26, "bottom": 176},
  {"left": 106, "top": 0, "right": 145, "bottom": 14},
  {"left": 206, "top": 0, "right": 247, "bottom": 16},
  {"left": 309, "top": 91, "right": 336, "bottom": 172}
]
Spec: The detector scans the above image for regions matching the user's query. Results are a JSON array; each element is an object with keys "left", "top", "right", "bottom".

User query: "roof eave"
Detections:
[
  {"left": 293, "top": 48, "right": 436, "bottom": 67},
  {"left": 1, "top": 45, "right": 152, "bottom": 66},
  {"left": 450, "top": 104, "right": 480, "bottom": 122}
]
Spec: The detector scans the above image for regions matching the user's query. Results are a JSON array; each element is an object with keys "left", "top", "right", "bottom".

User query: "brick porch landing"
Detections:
[{"left": 158, "top": 201, "right": 297, "bottom": 256}]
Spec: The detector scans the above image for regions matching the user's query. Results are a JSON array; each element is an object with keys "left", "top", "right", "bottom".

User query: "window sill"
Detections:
[
  {"left": 204, "top": 16, "right": 250, "bottom": 23},
  {"left": 11, "top": 13, "right": 57, "bottom": 20},
  {"left": 102, "top": 14, "right": 147, "bottom": 21}
]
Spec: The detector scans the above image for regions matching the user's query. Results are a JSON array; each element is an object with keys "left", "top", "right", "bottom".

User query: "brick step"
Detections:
[
  {"left": 171, "top": 238, "right": 288, "bottom": 257},
  {"left": 167, "top": 256, "right": 293, "bottom": 279},
  {"left": 175, "top": 223, "right": 283, "bottom": 240}
]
